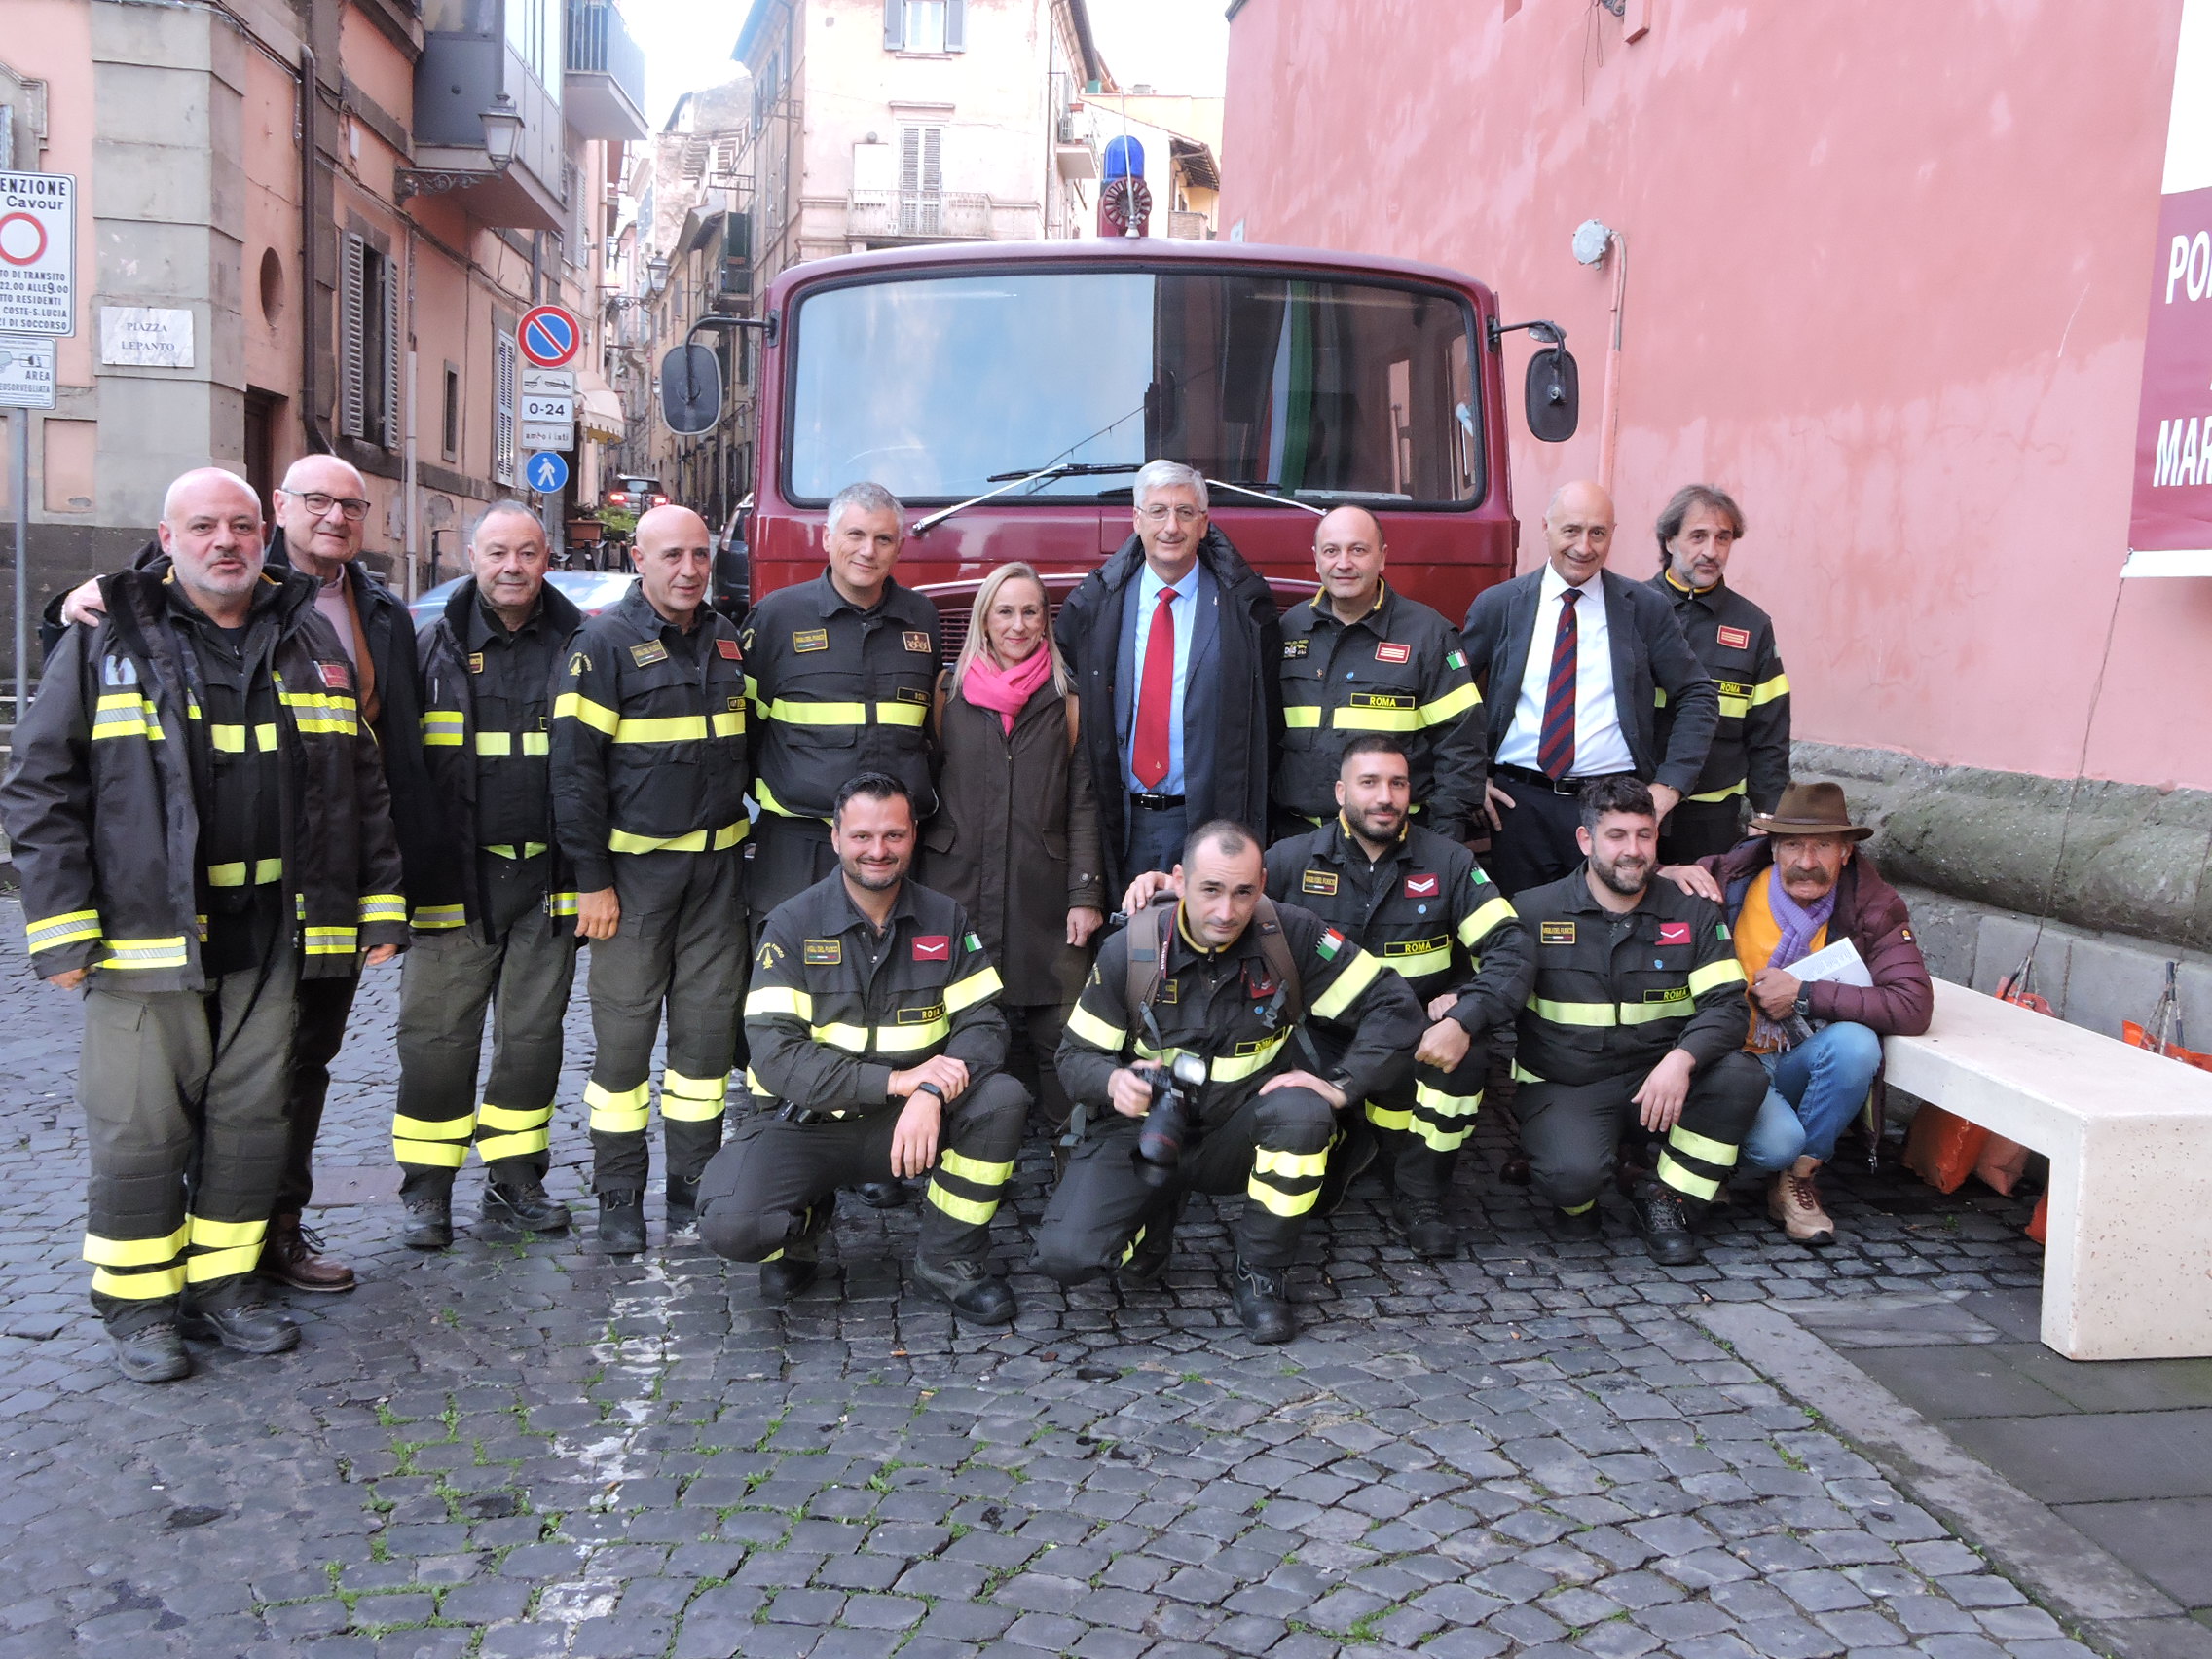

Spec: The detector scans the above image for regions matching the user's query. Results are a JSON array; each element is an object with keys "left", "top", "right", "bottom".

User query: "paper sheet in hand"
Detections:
[{"left": 1788, "top": 938, "right": 1873, "bottom": 988}]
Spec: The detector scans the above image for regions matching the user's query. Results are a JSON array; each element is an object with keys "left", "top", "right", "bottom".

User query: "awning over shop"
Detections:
[{"left": 580, "top": 384, "right": 626, "bottom": 443}]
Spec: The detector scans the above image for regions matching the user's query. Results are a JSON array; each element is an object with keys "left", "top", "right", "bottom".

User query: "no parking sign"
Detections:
[{"left": 518, "top": 304, "right": 581, "bottom": 369}]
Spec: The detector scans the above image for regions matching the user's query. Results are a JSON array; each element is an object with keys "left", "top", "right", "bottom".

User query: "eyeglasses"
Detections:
[
  {"left": 1138, "top": 504, "right": 1204, "bottom": 525},
  {"left": 280, "top": 488, "right": 372, "bottom": 522}
]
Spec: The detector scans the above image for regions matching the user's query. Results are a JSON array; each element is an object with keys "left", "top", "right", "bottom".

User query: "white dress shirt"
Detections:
[
  {"left": 1495, "top": 563, "right": 1635, "bottom": 777},
  {"left": 1123, "top": 560, "right": 1198, "bottom": 793}
]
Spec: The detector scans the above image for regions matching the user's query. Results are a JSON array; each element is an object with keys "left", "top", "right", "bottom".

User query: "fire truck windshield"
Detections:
[{"left": 785, "top": 268, "right": 1483, "bottom": 509}]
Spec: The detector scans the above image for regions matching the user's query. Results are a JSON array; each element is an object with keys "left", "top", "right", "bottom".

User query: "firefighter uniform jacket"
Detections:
[
  {"left": 1275, "top": 586, "right": 1486, "bottom": 838},
  {"left": 413, "top": 577, "right": 584, "bottom": 937},
  {"left": 1514, "top": 866, "right": 1749, "bottom": 1088},
  {"left": 551, "top": 583, "right": 750, "bottom": 894},
  {"left": 1060, "top": 900, "right": 1424, "bottom": 1127},
  {"left": 1262, "top": 818, "right": 1530, "bottom": 1038},
  {"left": 742, "top": 571, "right": 941, "bottom": 822},
  {"left": 3, "top": 557, "right": 408, "bottom": 989},
  {"left": 1650, "top": 571, "right": 1790, "bottom": 814},
  {"left": 743, "top": 872, "right": 1008, "bottom": 1112}
]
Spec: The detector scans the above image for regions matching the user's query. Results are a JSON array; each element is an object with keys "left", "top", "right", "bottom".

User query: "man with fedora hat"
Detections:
[{"left": 1661, "top": 781, "right": 1932, "bottom": 1244}]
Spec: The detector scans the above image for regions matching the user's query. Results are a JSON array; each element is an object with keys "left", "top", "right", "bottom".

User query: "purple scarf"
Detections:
[{"left": 1755, "top": 866, "right": 1838, "bottom": 1050}]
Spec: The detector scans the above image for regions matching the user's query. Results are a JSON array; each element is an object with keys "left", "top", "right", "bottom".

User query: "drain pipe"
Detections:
[
  {"left": 300, "top": 43, "right": 331, "bottom": 453},
  {"left": 1573, "top": 218, "right": 1626, "bottom": 495}
]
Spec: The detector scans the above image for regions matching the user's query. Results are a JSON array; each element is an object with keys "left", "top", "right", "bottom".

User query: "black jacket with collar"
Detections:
[
  {"left": 1648, "top": 571, "right": 1791, "bottom": 813},
  {"left": 1054, "top": 524, "right": 1282, "bottom": 893},
  {"left": 412, "top": 575, "right": 585, "bottom": 939},
  {"left": 1460, "top": 566, "right": 1718, "bottom": 794}
]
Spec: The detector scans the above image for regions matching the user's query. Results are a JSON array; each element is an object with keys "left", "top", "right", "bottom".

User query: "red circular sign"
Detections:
[
  {"left": 518, "top": 304, "right": 582, "bottom": 368},
  {"left": 0, "top": 211, "right": 48, "bottom": 267}
]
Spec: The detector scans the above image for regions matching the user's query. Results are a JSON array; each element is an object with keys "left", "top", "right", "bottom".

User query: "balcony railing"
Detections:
[
  {"left": 565, "top": 1, "right": 648, "bottom": 139},
  {"left": 848, "top": 190, "right": 994, "bottom": 241}
]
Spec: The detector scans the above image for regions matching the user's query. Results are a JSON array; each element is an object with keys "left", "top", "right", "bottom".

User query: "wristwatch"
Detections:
[
  {"left": 1323, "top": 1068, "right": 1356, "bottom": 1101},
  {"left": 913, "top": 1082, "right": 944, "bottom": 1104},
  {"left": 1792, "top": 992, "right": 1813, "bottom": 1020}
]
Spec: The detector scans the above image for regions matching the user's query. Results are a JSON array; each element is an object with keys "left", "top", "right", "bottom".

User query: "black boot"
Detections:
[
  {"left": 483, "top": 1177, "right": 571, "bottom": 1235},
  {"left": 178, "top": 1297, "right": 300, "bottom": 1355},
  {"left": 400, "top": 1195, "right": 454, "bottom": 1250},
  {"left": 912, "top": 1256, "right": 1016, "bottom": 1325},
  {"left": 1391, "top": 1194, "right": 1456, "bottom": 1259},
  {"left": 1118, "top": 1193, "right": 1186, "bottom": 1287},
  {"left": 597, "top": 1190, "right": 646, "bottom": 1254},
  {"left": 854, "top": 1181, "right": 907, "bottom": 1210},
  {"left": 1633, "top": 1181, "right": 1701, "bottom": 1266},
  {"left": 664, "top": 1174, "right": 699, "bottom": 1234},
  {"left": 759, "top": 1204, "right": 827, "bottom": 1303},
  {"left": 1230, "top": 1259, "right": 1296, "bottom": 1346},
  {"left": 108, "top": 1320, "right": 191, "bottom": 1383},
  {"left": 1551, "top": 1202, "right": 1603, "bottom": 1239}
]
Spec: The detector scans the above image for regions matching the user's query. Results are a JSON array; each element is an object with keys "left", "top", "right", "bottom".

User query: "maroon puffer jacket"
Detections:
[{"left": 1699, "top": 838, "right": 1934, "bottom": 1037}]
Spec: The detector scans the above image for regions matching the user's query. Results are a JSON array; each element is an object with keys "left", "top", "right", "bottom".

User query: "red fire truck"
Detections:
[{"left": 662, "top": 237, "right": 1578, "bottom": 642}]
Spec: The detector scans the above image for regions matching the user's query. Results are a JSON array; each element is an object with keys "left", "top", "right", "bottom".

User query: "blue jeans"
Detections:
[{"left": 1741, "top": 1021, "right": 1883, "bottom": 1174}]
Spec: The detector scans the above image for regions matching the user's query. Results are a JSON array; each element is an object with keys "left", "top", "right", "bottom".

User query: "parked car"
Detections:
[{"left": 407, "top": 569, "right": 638, "bottom": 629}]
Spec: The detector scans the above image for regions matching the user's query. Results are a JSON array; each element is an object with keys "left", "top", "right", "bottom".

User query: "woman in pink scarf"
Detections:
[{"left": 922, "top": 563, "right": 1107, "bottom": 1149}]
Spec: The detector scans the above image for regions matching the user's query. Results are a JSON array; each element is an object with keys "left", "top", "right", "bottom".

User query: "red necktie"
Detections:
[
  {"left": 1537, "top": 587, "right": 1579, "bottom": 780},
  {"left": 1132, "top": 586, "right": 1179, "bottom": 789}
]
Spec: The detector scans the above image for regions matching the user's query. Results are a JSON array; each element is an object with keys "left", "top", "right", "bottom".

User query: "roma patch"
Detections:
[
  {"left": 1657, "top": 922, "right": 1692, "bottom": 946},
  {"left": 903, "top": 630, "right": 933, "bottom": 653},
  {"left": 1716, "top": 625, "right": 1752, "bottom": 650},
  {"left": 1642, "top": 985, "right": 1691, "bottom": 1005},
  {"left": 912, "top": 935, "right": 950, "bottom": 962},
  {"left": 1302, "top": 868, "right": 1340, "bottom": 897},
  {"left": 1375, "top": 641, "right": 1412, "bottom": 664},
  {"left": 897, "top": 1002, "right": 946, "bottom": 1025},
  {"left": 793, "top": 629, "right": 829, "bottom": 653},
  {"left": 803, "top": 938, "right": 841, "bottom": 966},
  {"left": 1540, "top": 921, "right": 1577, "bottom": 945},
  {"left": 317, "top": 661, "right": 350, "bottom": 690},
  {"left": 467, "top": 652, "right": 486, "bottom": 674},
  {"left": 1282, "top": 637, "right": 1309, "bottom": 659},
  {"left": 630, "top": 640, "right": 669, "bottom": 667},
  {"left": 1348, "top": 692, "right": 1412, "bottom": 710},
  {"left": 1404, "top": 872, "right": 1440, "bottom": 900},
  {"left": 717, "top": 638, "right": 741, "bottom": 660}
]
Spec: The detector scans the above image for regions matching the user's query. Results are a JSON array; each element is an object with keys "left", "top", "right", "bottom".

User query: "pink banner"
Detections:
[{"left": 2130, "top": 186, "right": 2212, "bottom": 557}]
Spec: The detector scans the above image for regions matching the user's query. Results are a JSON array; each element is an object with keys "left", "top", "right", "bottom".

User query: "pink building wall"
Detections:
[{"left": 1220, "top": 0, "right": 2206, "bottom": 792}]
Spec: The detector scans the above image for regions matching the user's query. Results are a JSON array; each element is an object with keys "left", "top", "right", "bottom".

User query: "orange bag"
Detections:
[
  {"left": 1974, "top": 1136, "right": 2032, "bottom": 1196},
  {"left": 1902, "top": 1105, "right": 1987, "bottom": 1194},
  {"left": 2026, "top": 1192, "right": 2049, "bottom": 1244}
]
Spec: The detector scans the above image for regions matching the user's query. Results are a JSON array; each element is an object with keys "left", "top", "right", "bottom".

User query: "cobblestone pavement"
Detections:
[{"left": 0, "top": 897, "right": 2095, "bottom": 1659}]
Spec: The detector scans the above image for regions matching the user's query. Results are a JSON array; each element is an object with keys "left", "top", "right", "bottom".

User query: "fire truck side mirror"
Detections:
[
  {"left": 1525, "top": 347, "right": 1579, "bottom": 443},
  {"left": 660, "top": 343, "right": 724, "bottom": 436}
]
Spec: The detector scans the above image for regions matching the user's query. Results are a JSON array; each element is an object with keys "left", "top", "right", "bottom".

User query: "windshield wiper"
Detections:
[
  {"left": 1208, "top": 477, "right": 1327, "bottom": 517},
  {"left": 911, "top": 462, "right": 1140, "bottom": 535}
]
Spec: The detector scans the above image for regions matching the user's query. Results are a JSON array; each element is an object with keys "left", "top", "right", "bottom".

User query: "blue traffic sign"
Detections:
[
  {"left": 525, "top": 451, "right": 570, "bottom": 495},
  {"left": 518, "top": 304, "right": 581, "bottom": 368}
]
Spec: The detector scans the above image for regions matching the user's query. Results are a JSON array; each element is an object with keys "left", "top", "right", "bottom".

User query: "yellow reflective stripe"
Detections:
[
  {"left": 185, "top": 1244, "right": 261, "bottom": 1281},
  {"left": 872, "top": 1018, "right": 950, "bottom": 1054},
  {"left": 939, "top": 1149, "right": 1013, "bottom": 1187},
  {"left": 393, "top": 1113, "right": 475, "bottom": 1142},
  {"left": 554, "top": 691, "right": 620, "bottom": 734},
  {"left": 1618, "top": 996, "right": 1693, "bottom": 1026},
  {"left": 1381, "top": 941, "right": 1452, "bottom": 980},
  {"left": 83, "top": 1223, "right": 190, "bottom": 1268},
  {"left": 548, "top": 891, "right": 579, "bottom": 917},
  {"left": 189, "top": 1215, "right": 267, "bottom": 1249},
  {"left": 1717, "top": 694, "right": 1751, "bottom": 719},
  {"left": 1751, "top": 672, "right": 1789, "bottom": 706},
  {"left": 1065, "top": 1003, "right": 1126, "bottom": 1051},
  {"left": 477, "top": 1103, "right": 551, "bottom": 1131},
  {"left": 92, "top": 692, "right": 165, "bottom": 741},
  {"left": 92, "top": 1265, "right": 186, "bottom": 1299},
  {"left": 744, "top": 1067, "right": 769, "bottom": 1097},
  {"left": 474, "top": 731, "right": 512, "bottom": 756},
  {"left": 1253, "top": 1146, "right": 1329, "bottom": 1181},
  {"left": 1689, "top": 780, "right": 1749, "bottom": 803},
  {"left": 614, "top": 715, "right": 710, "bottom": 743},
  {"left": 1248, "top": 1146, "right": 1326, "bottom": 1216},
  {"left": 746, "top": 984, "right": 815, "bottom": 1020},
  {"left": 1419, "top": 681, "right": 1481, "bottom": 724},
  {"left": 279, "top": 690, "right": 358, "bottom": 734},
  {"left": 943, "top": 966, "right": 1002, "bottom": 1013},
  {"left": 585, "top": 1078, "right": 650, "bottom": 1133},
  {"left": 1458, "top": 895, "right": 1515, "bottom": 950},
  {"left": 1513, "top": 1062, "right": 1546, "bottom": 1084},
  {"left": 1669, "top": 1125, "right": 1741, "bottom": 1167},
  {"left": 1364, "top": 1101, "right": 1414, "bottom": 1132},
  {"left": 206, "top": 858, "right": 284, "bottom": 888},
  {"left": 413, "top": 903, "right": 468, "bottom": 930},
  {"left": 101, "top": 936, "right": 190, "bottom": 970},
  {"left": 477, "top": 1129, "right": 550, "bottom": 1161},
  {"left": 1210, "top": 1029, "right": 1289, "bottom": 1081},
  {"left": 1331, "top": 704, "right": 1421, "bottom": 732},
  {"left": 1529, "top": 994, "right": 1615, "bottom": 1028},
  {"left": 483, "top": 842, "right": 550, "bottom": 860},
  {"left": 810, "top": 1022, "right": 872, "bottom": 1052},
  {"left": 763, "top": 697, "right": 866, "bottom": 726},
  {"left": 423, "top": 711, "right": 465, "bottom": 747},
  {"left": 304, "top": 925, "right": 358, "bottom": 955},
  {"left": 663, "top": 1068, "right": 729, "bottom": 1103},
  {"left": 359, "top": 893, "right": 407, "bottom": 926},
  {"left": 926, "top": 1183, "right": 999, "bottom": 1226},
  {"left": 1414, "top": 1079, "right": 1484, "bottom": 1119},
  {"left": 607, "top": 820, "right": 748, "bottom": 854},
  {"left": 875, "top": 701, "right": 928, "bottom": 727},
  {"left": 1311, "top": 947, "right": 1383, "bottom": 1020},
  {"left": 1655, "top": 1151, "right": 1721, "bottom": 1201},
  {"left": 661, "top": 1094, "right": 725, "bottom": 1123},
  {"left": 1282, "top": 705, "right": 1322, "bottom": 729},
  {"left": 1688, "top": 958, "right": 1747, "bottom": 997},
  {"left": 27, "top": 909, "right": 102, "bottom": 952},
  {"left": 395, "top": 1139, "right": 468, "bottom": 1167}
]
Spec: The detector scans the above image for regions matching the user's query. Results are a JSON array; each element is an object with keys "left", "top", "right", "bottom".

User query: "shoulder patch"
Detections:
[
  {"left": 317, "top": 661, "right": 351, "bottom": 690},
  {"left": 1375, "top": 641, "right": 1412, "bottom": 664},
  {"left": 1716, "top": 624, "right": 1752, "bottom": 650},
  {"left": 1470, "top": 865, "right": 1492, "bottom": 886},
  {"left": 1715, "top": 922, "right": 1732, "bottom": 941},
  {"left": 1302, "top": 868, "right": 1340, "bottom": 897},
  {"left": 1282, "top": 637, "right": 1309, "bottom": 659},
  {"left": 569, "top": 651, "right": 591, "bottom": 676},
  {"left": 1446, "top": 649, "right": 1466, "bottom": 671},
  {"left": 793, "top": 628, "right": 829, "bottom": 653},
  {"left": 903, "top": 630, "right": 934, "bottom": 653},
  {"left": 101, "top": 654, "right": 138, "bottom": 686},
  {"left": 1315, "top": 927, "right": 1346, "bottom": 961},
  {"left": 963, "top": 932, "right": 981, "bottom": 952},
  {"left": 1540, "top": 921, "right": 1577, "bottom": 945},
  {"left": 803, "top": 938, "right": 842, "bottom": 965},
  {"left": 630, "top": 640, "right": 669, "bottom": 667},
  {"left": 717, "top": 638, "right": 741, "bottom": 660},
  {"left": 467, "top": 652, "right": 486, "bottom": 674},
  {"left": 756, "top": 940, "right": 785, "bottom": 971}
]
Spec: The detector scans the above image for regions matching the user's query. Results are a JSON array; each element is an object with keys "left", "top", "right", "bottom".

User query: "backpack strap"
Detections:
[
  {"left": 1249, "top": 895, "right": 1305, "bottom": 1027},
  {"left": 1125, "top": 899, "right": 1175, "bottom": 1043}
]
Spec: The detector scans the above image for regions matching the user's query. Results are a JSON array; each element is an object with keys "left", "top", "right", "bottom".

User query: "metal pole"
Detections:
[{"left": 13, "top": 409, "right": 28, "bottom": 727}]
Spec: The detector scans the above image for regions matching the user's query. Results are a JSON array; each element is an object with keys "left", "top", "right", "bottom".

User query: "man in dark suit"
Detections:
[
  {"left": 1055, "top": 461, "right": 1282, "bottom": 894},
  {"left": 1460, "top": 480, "right": 1718, "bottom": 896}
]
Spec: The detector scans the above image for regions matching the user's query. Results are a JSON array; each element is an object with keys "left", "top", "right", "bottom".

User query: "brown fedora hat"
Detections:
[{"left": 1748, "top": 781, "right": 1873, "bottom": 841}]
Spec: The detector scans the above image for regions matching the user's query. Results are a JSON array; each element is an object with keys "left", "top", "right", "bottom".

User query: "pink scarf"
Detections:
[{"left": 962, "top": 644, "right": 1054, "bottom": 732}]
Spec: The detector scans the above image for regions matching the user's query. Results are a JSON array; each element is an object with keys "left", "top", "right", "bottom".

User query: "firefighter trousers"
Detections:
[
  {"left": 276, "top": 971, "right": 356, "bottom": 1214},
  {"left": 79, "top": 945, "right": 300, "bottom": 1332},
  {"left": 1658, "top": 796, "right": 1748, "bottom": 866},
  {"left": 584, "top": 846, "right": 747, "bottom": 1195},
  {"left": 1032, "top": 1086, "right": 1336, "bottom": 1280},
  {"left": 1515, "top": 1050, "right": 1767, "bottom": 1214},
  {"left": 1364, "top": 1044, "right": 1494, "bottom": 1204},
  {"left": 745, "top": 814, "right": 836, "bottom": 943},
  {"left": 696, "top": 1072, "right": 1028, "bottom": 1267},
  {"left": 393, "top": 851, "right": 579, "bottom": 1198}
]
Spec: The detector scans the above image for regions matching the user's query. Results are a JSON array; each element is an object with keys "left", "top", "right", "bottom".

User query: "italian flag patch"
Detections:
[
  {"left": 1447, "top": 650, "right": 1465, "bottom": 670},
  {"left": 1316, "top": 928, "right": 1346, "bottom": 962},
  {"left": 964, "top": 932, "right": 981, "bottom": 953}
]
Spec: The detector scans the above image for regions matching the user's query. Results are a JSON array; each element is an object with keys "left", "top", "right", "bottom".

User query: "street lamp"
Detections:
[
  {"left": 646, "top": 254, "right": 670, "bottom": 296},
  {"left": 396, "top": 93, "right": 528, "bottom": 202}
]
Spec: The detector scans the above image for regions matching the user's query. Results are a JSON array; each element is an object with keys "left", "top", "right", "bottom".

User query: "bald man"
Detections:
[
  {"left": 2, "top": 468, "right": 405, "bottom": 1382},
  {"left": 1459, "top": 481, "right": 1718, "bottom": 896},
  {"left": 552, "top": 504, "right": 752, "bottom": 1251},
  {"left": 1273, "top": 504, "right": 1485, "bottom": 843},
  {"left": 50, "top": 453, "right": 440, "bottom": 1294}
]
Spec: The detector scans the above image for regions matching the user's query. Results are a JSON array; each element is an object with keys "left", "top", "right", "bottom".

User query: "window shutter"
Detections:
[
  {"left": 945, "top": 0, "right": 964, "bottom": 52},
  {"left": 339, "top": 232, "right": 367, "bottom": 440},
  {"left": 900, "top": 126, "right": 920, "bottom": 194},
  {"left": 380, "top": 253, "right": 402, "bottom": 450},
  {"left": 923, "top": 126, "right": 941, "bottom": 192},
  {"left": 883, "top": 0, "right": 903, "bottom": 50},
  {"left": 0, "top": 104, "right": 14, "bottom": 173},
  {"left": 494, "top": 331, "right": 517, "bottom": 486}
]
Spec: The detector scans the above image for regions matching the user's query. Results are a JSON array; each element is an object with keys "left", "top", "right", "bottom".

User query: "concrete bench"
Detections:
[{"left": 1880, "top": 977, "right": 2212, "bottom": 1361}]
